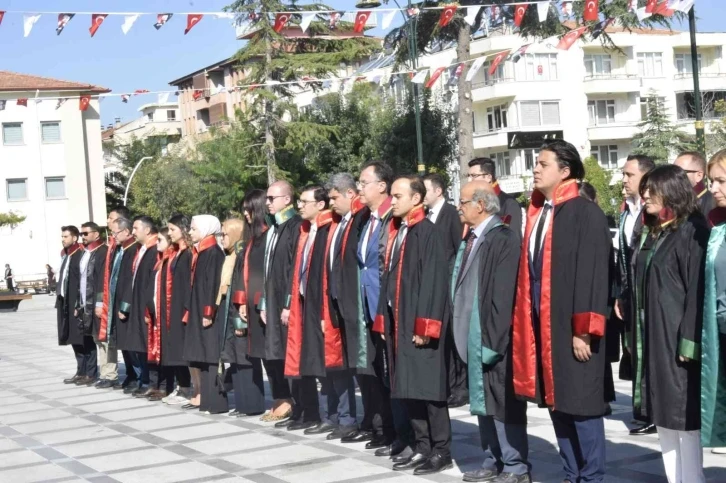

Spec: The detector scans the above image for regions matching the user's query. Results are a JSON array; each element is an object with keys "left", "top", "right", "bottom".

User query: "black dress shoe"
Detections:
[
  {"left": 304, "top": 422, "right": 337, "bottom": 435},
  {"left": 463, "top": 468, "right": 499, "bottom": 482},
  {"left": 327, "top": 425, "right": 358, "bottom": 440},
  {"left": 288, "top": 420, "right": 319, "bottom": 431},
  {"left": 447, "top": 395, "right": 469, "bottom": 408},
  {"left": 392, "top": 452, "right": 428, "bottom": 471},
  {"left": 181, "top": 403, "right": 200, "bottom": 410},
  {"left": 96, "top": 379, "right": 116, "bottom": 389},
  {"left": 131, "top": 386, "right": 148, "bottom": 397},
  {"left": 391, "top": 447, "right": 415, "bottom": 463},
  {"left": 112, "top": 380, "right": 124, "bottom": 390},
  {"left": 491, "top": 473, "right": 532, "bottom": 483},
  {"left": 63, "top": 375, "right": 80, "bottom": 384},
  {"left": 228, "top": 410, "right": 241, "bottom": 417},
  {"left": 629, "top": 423, "right": 657, "bottom": 436},
  {"left": 341, "top": 430, "right": 372, "bottom": 443},
  {"left": 376, "top": 440, "right": 410, "bottom": 458},
  {"left": 122, "top": 381, "right": 139, "bottom": 394},
  {"left": 366, "top": 434, "right": 393, "bottom": 450},
  {"left": 413, "top": 453, "right": 453, "bottom": 475},
  {"left": 274, "top": 417, "right": 295, "bottom": 428},
  {"left": 121, "top": 377, "right": 138, "bottom": 389},
  {"left": 75, "top": 376, "right": 95, "bottom": 386}
]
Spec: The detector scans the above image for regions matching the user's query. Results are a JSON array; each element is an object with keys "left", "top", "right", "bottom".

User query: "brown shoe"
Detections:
[{"left": 147, "top": 389, "right": 167, "bottom": 401}]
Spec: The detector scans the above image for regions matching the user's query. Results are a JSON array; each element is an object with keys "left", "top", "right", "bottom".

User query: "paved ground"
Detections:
[{"left": 0, "top": 296, "right": 724, "bottom": 483}]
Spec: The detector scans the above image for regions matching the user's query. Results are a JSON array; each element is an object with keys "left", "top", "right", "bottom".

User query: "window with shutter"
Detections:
[
  {"left": 45, "top": 177, "right": 66, "bottom": 199},
  {"left": 520, "top": 102, "right": 541, "bottom": 127},
  {"left": 541, "top": 102, "right": 560, "bottom": 125},
  {"left": 7, "top": 179, "right": 27, "bottom": 201},
  {"left": 41, "top": 122, "right": 61, "bottom": 143},
  {"left": 2, "top": 123, "right": 23, "bottom": 145}
]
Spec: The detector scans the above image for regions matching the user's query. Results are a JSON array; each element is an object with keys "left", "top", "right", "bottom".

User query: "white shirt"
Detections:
[
  {"left": 622, "top": 197, "right": 642, "bottom": 248},
  {"left": 79, "top": 250, "right": 91, "bottom": 305},
  {"left": 360, "top": 211, "right": 380, "bottom": 261},
  {"left": 469, "top": 215, "right": 494, "bottom": 255},
  {"left": 59, "top": 254, "right": 70, "bottom": 298},
  {"left": 133, "top": 244, "right": 147, "bottom": 287},
  {"left": 330, "top": 211, "right": 352, "bottom": 270},
  {"left": 528, "top": 200, "right": 554, "bottom": 262},
  {"left": 426, "top": 198, "right": 446, "bottom": 224}
]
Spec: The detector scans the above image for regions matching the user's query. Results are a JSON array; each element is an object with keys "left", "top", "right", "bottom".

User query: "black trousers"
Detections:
[
  {"left": 230, "top": 360, "right": 265, "bottom": 415},
  {"left": 357, "top": 358, "right": 394, "bottom": 438},
  {"left": 405, "top": 399, "right": 452, "bottom": 458},
  {"left": 195, "top": 362, "right": 228, "bottom": 414},
  {"left": 148, "top": 364, "right": 176, "bottom": 394},
  {"left": 446, "top": 324, "right": 468, "bottom": 400},
  {"left": 262, "top": 358, "right": 292, "bottom": 400},
  {"left": 72, "top": 336, "right": 98, "bottom": 379},
  {"left": 291, "top": 376, "right": 320, "bottom": 422},
  {"left": 167, "top": 365, "right": 191, "bottom": 389}
]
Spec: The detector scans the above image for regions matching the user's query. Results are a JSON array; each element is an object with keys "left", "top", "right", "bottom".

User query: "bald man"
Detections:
[
  {"left": 674, "top": 151, "right": 715, "bottom": 215},
  {"left": 454, "top": 181, "right": 530, "bottom": 483},
  {"left": 260, "top": 180, "right": 302, "bottom": 423}
]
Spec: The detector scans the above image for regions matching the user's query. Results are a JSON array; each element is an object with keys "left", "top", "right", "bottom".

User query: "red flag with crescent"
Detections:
[
  {"left": 556, "top": 26, "right": 587, "bottom": 51},
  {"left": 489, "top": 50, "right": 511, "bottom": 76},
  {"left": 89, "top": 14, "right": 108, "bottom": 37},
  {"left": 514, "top": 4, "right": 528, "bottom": 27},
  {"left": 354, "top": 11, "right": 371, "bottom": 33},
  {"left": 185, "top": 14, "right": 203, "bottom": 34},
  {"left": 438, "top": 5, "right": 457, "bottom": 27},
  {"left": 274, "top": 13, "right": 290, "bottom": 33},
  {"left": 17, "top": 99, "right": 28, "bottom": 107},
  {"left": 584, "top": 0, "right": 599, "bottom": 21},
  {"left": 646, "top": 0, "right": 657, "bottom": 13},
  {"left": 0, "top": 11, "right": 5, "bottom": 27},
  {"left": 653, "top": 1, "right": 675, "bottom": 16},
  {"left": 424, "top": 67, "right": 447, "bottom": 88},
  {"left": 79, "top": 95, "right": 91, "bottom": 112}
]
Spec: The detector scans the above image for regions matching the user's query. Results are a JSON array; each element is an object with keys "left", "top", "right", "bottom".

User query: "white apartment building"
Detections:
[{"left": 0, "top": 71, "right": 108, "bottom": 278}]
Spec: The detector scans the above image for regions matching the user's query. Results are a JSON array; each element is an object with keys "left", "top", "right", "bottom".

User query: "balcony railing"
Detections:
[
  {"left": 472, "top": 77, "right": 515, "bottom": 89},
  {"left": 583, "top": 73, "right": 638, "bottom": 81},
  {"left": 674, "top": 72, "right": 721, "bottom": 79}
]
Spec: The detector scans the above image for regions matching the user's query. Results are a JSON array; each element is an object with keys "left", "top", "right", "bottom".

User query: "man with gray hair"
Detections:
[{"left": 453, "top": 181, "right": 531, "bottom": 483}]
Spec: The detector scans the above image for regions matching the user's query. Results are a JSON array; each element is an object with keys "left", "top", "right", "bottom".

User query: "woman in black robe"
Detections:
[
  {"left": 221, "top": 217, "right": 265, "bottom": 416},
  {"left": 182, "top": 215, "right": 226, "bottom": 413},
  {"left": 160, "top": 215, "right": 193, "bottom": 405},
  {"left": 632, "top": 165, "right": 708, "bottom": 483}
]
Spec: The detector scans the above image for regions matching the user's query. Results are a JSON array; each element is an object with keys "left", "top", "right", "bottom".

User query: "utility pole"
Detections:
[
  {"left": 407, "top": 1, "right": 425, "bottom": 174},
  {"left": 688, "top": 7, "right": 705, "bottom": 154}
]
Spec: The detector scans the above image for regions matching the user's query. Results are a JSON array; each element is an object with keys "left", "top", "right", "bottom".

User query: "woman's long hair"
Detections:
[
  {"left": 242, "top": 189, "right": 268, "bottom": 240},
  {"left": 167, "top": 213, "right": 192, "bottom": 248},
  {"left": 639, "top": 164, "right": 697, "bottom": 235},
  {"left": 158, "top": 227, "right": 171, "bottom": 246}
]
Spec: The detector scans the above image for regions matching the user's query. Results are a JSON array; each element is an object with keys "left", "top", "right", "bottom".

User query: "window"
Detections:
[
  {"left": 518, "top": 53, "right": 558, "bottom": 81},
  {"left": 523, "top": 149, "right": 539, "bottom": 172},
  {"left": 520, "top": 101, "right": 561, "bottom": 127},
  {"left": 675, "top": 53, "right": 702, "bottom": 75},
  {"left": 41, "top": 122, "right": 61, "bottom": 143},
  {"left": 489, "top": 152, "right": 511, "bottom": 177},
  {"left": 482, "top": 60, "right": 507, "bottom": 85},
  {"left": 486, "top": 105, "right": 509, "bottom": 132},
  {"left": 45, "top": 177, "right": 65, "bottom": 199},
  {"left": 637, "top": 52, "right": 663, "bottom": 77},
  {"left": 588, "top": 100, "right": 616, "bottom": 125},
  {"left": 7, "top": 179, "right": 27, "bottom": 201},
  {"left": 147, "top": 113, "right": 153, "bottom": 122},
  {"left": 640, "top": 96, "right": 666, "bottom": 120},
  {"left": 584, "top": 54, "right": 612, "bottom": 77},
  {"left": 167, "top": 110, "right": 177, "bottom": 121},
  {"left": 591, "top": 145, "right": 619, "bottom": 169},
  {"left": 2, "top": 123, "right": 23, "bottom": 145}
]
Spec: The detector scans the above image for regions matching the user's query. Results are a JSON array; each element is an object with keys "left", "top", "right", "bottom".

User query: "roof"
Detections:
[
  {"left": 137, "top": 102, "right": 179, "bottom": 112},
  {"left": 168, "top": 58, "right": 238, "bottom": 86},
  {"left": 0, "top": 71, "right": 110, "bottom": 93}
]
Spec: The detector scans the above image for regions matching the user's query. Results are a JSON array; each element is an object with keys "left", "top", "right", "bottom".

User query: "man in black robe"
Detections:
[
  {"left": 455, "top": 182, "right": 530, "bottom": 483},
  {"left": 675, "top": 151, "right": 715, "bottom": 215},
  {"left": 467, "top": 158, "right": 522, "bottom": 239},
  {"left": 512, "top": 140, "right": 611, "bottom": 483},
  {"left": 422, "top": 173, "right": 468, "bottom": 409},
  {"left": 376, "top": 175, "right": 451, "bottom": 475},
  {"left": 261, "top": 180, "right": 302, "bottom": 423},
  {"left": 117, "top": 216, "right": 158, "bottom": 397},
  {"left": 57, "top": 226, "right": 89, "bottom": 384}
]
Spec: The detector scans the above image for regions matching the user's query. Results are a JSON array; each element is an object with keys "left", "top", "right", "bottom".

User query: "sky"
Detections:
[{"left": 0, "top": 0, "right": 721, "bottom": 126}]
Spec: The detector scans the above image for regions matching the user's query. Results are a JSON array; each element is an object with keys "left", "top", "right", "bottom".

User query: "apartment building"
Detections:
[{"left": 0, "top": 71, "right": 108, "bottom": 276}]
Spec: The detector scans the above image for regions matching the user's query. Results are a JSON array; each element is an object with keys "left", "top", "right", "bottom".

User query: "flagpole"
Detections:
[
  {"left": 405, "top": 0, "right": 425, "bottom": 175},
  {"left": 688, "top": 6, "right": 705, "bottom": 153}
]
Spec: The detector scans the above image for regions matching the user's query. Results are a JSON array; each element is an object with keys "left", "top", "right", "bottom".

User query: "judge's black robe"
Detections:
[
  {"left": 696, "top": 181, "right": 715, "bottom": 216},
  {"left": 512, "top": 180, "right": 612, "bottom": 417},
  {"left": 432, "top": 201, "right": 463, "bottom": 275},
  {"left": 224, "top": 248, "right": 253, "bottom": 366},
  {"left": 161, "top": 248, "right": 192, "bottom": 366},
  {"left": 375, "top": 207, "right": 449, "bottom": 402},
  {"left": 109, "top": 242, "right": 139, "bottom": 346},
  {"left": 495, "top": 183, "right": 522, "bottom": 241},
  {"left": 235, "top": 232, "right": 268, "bottom": 360},
  {"left": 80, "top": 242, "right": 108, "bottom": 338},
  {"left": 631, "top": 214, "right": 709, "bottom": 431},
  {"left": 286, "top": 212, "right": 345, "bottom": 378},
  {"left": 117, "top": 241, "right": 158, "bottom": 353},
  {"left": 263, "top": 209, "right": 303, "bottom": 361},
  {"left": 183, "top": 237, "right": 225, "bottom": 364},
  {"left": 57, "top": 245, "right": 84, "bottom": 346}
]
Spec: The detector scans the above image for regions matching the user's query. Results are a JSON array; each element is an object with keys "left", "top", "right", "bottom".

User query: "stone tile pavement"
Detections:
[{"left": 1, "top": 296, "right": 724, "bottom": 483}]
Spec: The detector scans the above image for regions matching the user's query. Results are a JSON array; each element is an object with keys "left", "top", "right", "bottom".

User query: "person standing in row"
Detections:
[
  {"left": 377, "top": 175, "right": 451, "bottom": 475},
  {"left": 455, "top": 181, "right": 530, "bottom": 483},
  {"left": 183, "top": 215, "right": 226, "bottom": 413},
  {"left": 633, "top": 165, "right": 708, "bottom": 483},
  {"left": 261, "top": 181, "right": 301, "bottom": 423},
  {"left": 57, "top": 226, "right": 88, "bottom": 385},
  {"left": 512, "top": 140, "right": 611, "bottom": 483},
  {"left": 467, "top": 158, "right": 522, "bottom": 239},
  {"left": 222, "top": 218, "right": 265, "bottom": 416},
  {"left": 675, "top": 151, "right": 715, "bottom": 216},
  {"left": 146, "top": 228, "right": 173, "bottom": 401}
]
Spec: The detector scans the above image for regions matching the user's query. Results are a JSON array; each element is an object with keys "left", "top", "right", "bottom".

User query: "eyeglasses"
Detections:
[
  {"left": 81, "top": 231, "right": 97, "bottom": 236},
  {"left": 266, "top": 195, "right": 285, "bottom": 203},
  {"left": 466, "top": 173, "right": 486, "bottom": 180},
  {"left": 356, "top": 180, "right": 379, "bottom": 188},
  {"left": 459, "top": 199, "right": 475, "bottom": 206},
  {"left": 297, "top": 199, "right": 316, "bottom": 206},
  {"left": 682, "top": 169, "right": 702, "bottom": 175}
]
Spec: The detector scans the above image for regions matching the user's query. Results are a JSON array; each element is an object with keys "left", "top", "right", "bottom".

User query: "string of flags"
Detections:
[{"left": 0, "top": 1, "right": 695, "bottom": 38}]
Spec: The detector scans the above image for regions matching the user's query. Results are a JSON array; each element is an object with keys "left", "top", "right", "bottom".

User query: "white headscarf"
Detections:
[{"left": 191, "top": 215, "right": 222, "bottom": 247}]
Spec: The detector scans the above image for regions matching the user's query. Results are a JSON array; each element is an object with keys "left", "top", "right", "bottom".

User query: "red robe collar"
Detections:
[
  {"left": 85, "top": 239, "right": 104, "bottom": 253},
  {"left": 154, "top": 247, "right": 174, "bottom": 271},
  {"left": 492, "top": 181, "right": 502, "bottom": 196},
  {"left": 121, "top": 238, "right": 137, "bottom": 250},
  {"left": 195, "top": 235, "right": 218, "bottom": 254},
  {"left": 694, "top": 181, "right": 708, "bottom": 199},
  {"left": 351, "top": 196, "right": 365, "bottom": 215},
  {"left": 375, "top": 196, "right": 393, "bottom": 219},
  {"left": 142, "top": 234, "right": 159, "bottom": 250},
  {"left": 61, "top": 243, "right": 83, "bottom": 257},
  {"left": 530, "top": 179, "right": 580, "bottom": 209},
  {"left": 656, "top": 207, "right": 677, "bottom": 229},
  {"left": 710, "top": 207, "right": 726, "bottom": 226},
  {"left": 400, "top": 205, "right": 426, "bottom": 228}
]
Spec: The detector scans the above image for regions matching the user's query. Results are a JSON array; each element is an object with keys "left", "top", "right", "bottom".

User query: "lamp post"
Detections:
[
  {"left": 123, "top": 156, "right": 153, "bottom": 206},
  {"left": 688, "top": 7, "right": 705, "bottom": 153}
]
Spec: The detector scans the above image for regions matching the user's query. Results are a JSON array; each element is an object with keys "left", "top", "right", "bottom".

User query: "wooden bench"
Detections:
[{"left": 0, "top": 293, "right": 32, "bottom": 312}]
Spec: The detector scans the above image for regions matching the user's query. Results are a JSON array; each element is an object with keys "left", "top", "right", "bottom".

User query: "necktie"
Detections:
[
  {"left": 330, "top": 218, "right": 348, "bottom": 300},
  {"left": 457, "top": 231, "right": 477, "bottom": 285},
  {"left": 300, "top": 231, "right": 314, "bottom": 296},
  {"left": 333, "top": 218, "right": 348, "bottom": 260},
  {"left": 390, "top": 226, "right": 407, "bottom": 270},
  {"left": 427, "top": 209, "right": 434, "bottom": 220},
  {"left": 533, "top": 204, "right": 552, "bottom": 271}
]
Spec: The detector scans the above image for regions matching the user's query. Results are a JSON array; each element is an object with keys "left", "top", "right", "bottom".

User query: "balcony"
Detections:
[
  {"left": 472, "top": 128, "right": 512, "bottom": 151},
  {"left": 582, "top": 74, "right": 640, "bottom": 94},
  {"left": 672, "top": 72, "right": 723, "bottom": 93},
  {"left": 472, "top": 77, "right": 518, "bottom": 103},
  {"left": 587, "top": 121, "right": 640, "bottom": 142}
]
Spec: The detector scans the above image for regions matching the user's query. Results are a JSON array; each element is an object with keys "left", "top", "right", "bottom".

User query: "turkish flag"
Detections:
[
  {"left": 185, "top": 14, "right": 203, "bottom": 34},
  {"left": 556, "top": 26, "right": 588, "bottom": 51},
  {"left": 653, "top": 1, "right": 675, "bottom": 16},
  {"left": 489, "top": 50, "right": 511, "bottom": 76},
  {"left": 89, "top": 14, "right": 108, "bottom": 37},
  {"left": 354, "top": 11, "right": 371, "bottom": 33},
  {"left": 79, "top": 95, "right": 91, "bottom": 112},
  {"left": 646, "top": 0, "right": 658, "bottom": 13},
  {"left": 438, "top": 5, "right": 457, "bottom": 27},
  {"left": 584, "top": 0, "right": 599, "bottom": 22},
  {"left": 274, "top": 13, "right": 290, "bottom": 33},
  {"left": 17, "top": 98, "right": 28, "bottom": 107},
  {"left": 192, "top": 90, "right": 203, "bottom": 100},
  {"left": 514, "top": 4, "right": 528, "bottom": 27},
  {"left": 0, "top": 11, "right": 5, "bottom": 27},
  {"left": 425, "top": 67, "right": 447, "bottom": 88}
]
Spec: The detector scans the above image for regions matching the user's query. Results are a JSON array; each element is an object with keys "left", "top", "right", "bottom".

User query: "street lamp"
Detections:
[
  {"left": 688, "top": 7, "right": 705, "bottom": 153},
  {"left": 123, "top": 156, "right": 153, "bottom": 206}
]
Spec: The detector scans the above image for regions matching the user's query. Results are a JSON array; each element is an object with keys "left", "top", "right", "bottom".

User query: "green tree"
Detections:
[
  {"left": 583, "top": 156, "right": 620, "bottom": 219},
  {"left": 706, "top": 99, "right": 726, "bottom": 157},
  {"left": 632, "top": 91, "right": 695, "bottom": 163},
  {"left": 104, "top": 137, "right": 165, "bottom": 212},
  {"left": 0, "top": 212, "right": 26, "bottom": 229}
]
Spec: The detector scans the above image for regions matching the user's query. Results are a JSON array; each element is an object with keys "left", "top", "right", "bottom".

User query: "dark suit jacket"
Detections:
[
  {"left": 432, "top": 201, "right": 463, "bottom": 276},
  {"left": 498, "top": 191, "right": 522, "bottom": 242}
]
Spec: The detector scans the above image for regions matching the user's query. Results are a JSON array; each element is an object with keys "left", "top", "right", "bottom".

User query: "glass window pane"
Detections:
[
  {"left": 41, "top": 122, "right": 61, "bottom": 143},
  {"left": 3, "top": 123, "right": 23, "bottom": 145},
  {"left": 521, "top": 102, "right": 541, "bottom": 126},
  {"left": 502, "top": 108, "right": 508, "bottom": 128},
  {"left": 45, "top": 177, "right": 65, "bottom": 199},
  {"left": 7, "top": 179, "right": 27, "bottom": 200}
]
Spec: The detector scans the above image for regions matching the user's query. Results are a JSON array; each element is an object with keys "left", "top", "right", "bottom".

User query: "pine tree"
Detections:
[{"left": 632, "top": 91, "right": 695, "bottom": 163}]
